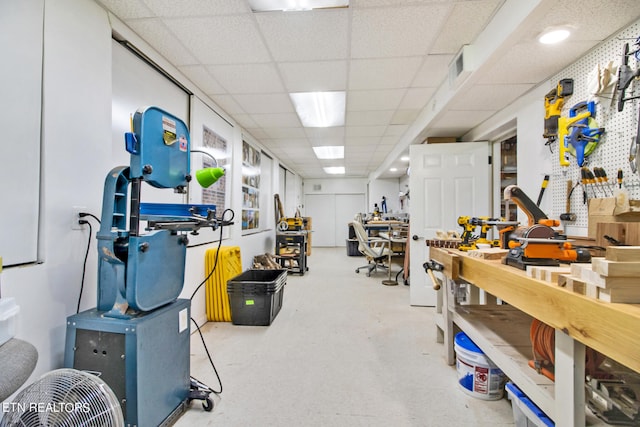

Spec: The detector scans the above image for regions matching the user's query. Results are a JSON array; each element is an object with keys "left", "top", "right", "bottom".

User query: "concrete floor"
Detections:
[{"left": 175, "top": 247, "right": 515, "bottom": 426}]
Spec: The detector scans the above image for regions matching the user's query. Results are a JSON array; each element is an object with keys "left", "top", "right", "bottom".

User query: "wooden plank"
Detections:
[
  {"left": 570, "top": 262, "right": 590, "bottom": 277},
  {"left": 577, "top": 266, "right": 638, "bottom": 288},
  {"left": 592, "top": 257, "right": 640, "bottom": 277},
  {"left": 467, "top": 248, "right": 507, "bottom": 260},
  {"left": 606, "top": 246, "right": 640, "bottom": 261},
  {"left": 456, "top": 254, "right": 640, "bottom": 374},
  {"left": 564, "top": 276, "right": 586, "bottom": 295},
  {"left": 540, "top": 266, "right": 572, "bottom": 283},
  {"left": 599, "top": 287, "right": 640, "bottom": 303},
  {"left": 596, "top": 222, "right": 640, "bottom": 247},
  {"left": 429, "top": 247, "right": 460, "bottom": 280}
]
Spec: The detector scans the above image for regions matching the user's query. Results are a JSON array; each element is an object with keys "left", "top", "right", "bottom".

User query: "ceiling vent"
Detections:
[{"left": 448, "top": 45, "right": 475, "bottom": 89}]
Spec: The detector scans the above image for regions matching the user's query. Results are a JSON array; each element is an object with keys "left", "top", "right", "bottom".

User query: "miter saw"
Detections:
[
  {"left": 503, "top": 185, "right": 591, "bottom": 270},
  {"left": 64, "top": 107, "right": 229, "bottom": 426}
]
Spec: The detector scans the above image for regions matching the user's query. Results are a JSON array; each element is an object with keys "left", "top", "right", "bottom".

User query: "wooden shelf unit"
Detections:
[{"left": 430, "top": 247, "right": 640, "bottom": 427}]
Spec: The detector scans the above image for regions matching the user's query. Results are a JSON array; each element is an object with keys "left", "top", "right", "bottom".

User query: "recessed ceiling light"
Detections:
[
  {"left": 249, "top": 0, "right": 348, "bottom": 12},
  {"left": 290, "top": 91, "right": 346, "bottom": 128},
  {"left": 538, "top": 28, "right": 570, "bottom": 44},
  {"left": 400, "top": 156, "right": 410, "bottom": 162},
  {"left": 324, "top": 166, "right": 345, "bottom": 175},
  {"left": 390, "top": 167, "right": 398, "bottom": 172},
  {"left": 313, "top": 146, "right": 344, "bottom": 159}
]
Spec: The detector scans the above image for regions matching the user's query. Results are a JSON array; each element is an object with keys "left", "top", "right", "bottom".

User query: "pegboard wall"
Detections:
[{"left": 549, "top": 19, "right": 640, "bottom": 231}]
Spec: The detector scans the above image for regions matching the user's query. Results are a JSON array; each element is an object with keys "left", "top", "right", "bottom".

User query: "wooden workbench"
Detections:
[{"left": 430, "top": 247, "right": 640, "bottom": 427}]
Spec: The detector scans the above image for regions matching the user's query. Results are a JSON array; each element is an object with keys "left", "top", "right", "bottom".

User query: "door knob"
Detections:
[{"left": 412, "top": 235, "right": 421, "bottom": 241}]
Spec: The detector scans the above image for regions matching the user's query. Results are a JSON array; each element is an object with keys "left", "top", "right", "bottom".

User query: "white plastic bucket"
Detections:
[{"left": 454, "top": 332, "right": 505, "bottom": 400}]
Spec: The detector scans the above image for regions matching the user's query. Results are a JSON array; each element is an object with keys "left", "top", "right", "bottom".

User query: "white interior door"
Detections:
[
  {"left": 305, "top": 194, "right": 335, "bottom": 246},
  {"left": 409, "top": 142, "right": 490, "bottom": 306}
]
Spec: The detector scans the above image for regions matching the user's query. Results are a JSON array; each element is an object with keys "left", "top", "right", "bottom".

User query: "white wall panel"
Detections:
[{"left": 0, "top": 0, "right": 44, "bottom": 266}]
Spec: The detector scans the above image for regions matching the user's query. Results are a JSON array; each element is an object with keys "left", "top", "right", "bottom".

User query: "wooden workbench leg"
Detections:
[
  {"left": 436, "top": 277, "right": 455, "bottom": 365},
  {"left": 554, "top": 329, "right": 585, "bottom": 427}
]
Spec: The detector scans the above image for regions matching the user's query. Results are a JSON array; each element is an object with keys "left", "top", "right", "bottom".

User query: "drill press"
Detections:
[{"left": 64, "top": 107, "right": 224, "bottom": 426}]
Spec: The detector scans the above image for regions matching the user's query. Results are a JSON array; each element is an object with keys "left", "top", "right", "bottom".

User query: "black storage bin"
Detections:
[
  {"left": 346, "top": 239, "right": 362, "bottom": 256},
  {"left": 227, "top": 269, "right": 287, "bottom": 326}
]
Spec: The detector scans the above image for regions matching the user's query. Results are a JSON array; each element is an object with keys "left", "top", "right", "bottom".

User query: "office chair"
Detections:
[{"left": 351, "top": 221, "right": 390, "bottom": 277}]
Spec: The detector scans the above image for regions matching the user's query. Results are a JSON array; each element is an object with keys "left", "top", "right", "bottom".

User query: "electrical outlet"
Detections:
[{"left": 71, "top": 206, "right": 86, "bottom": 230}]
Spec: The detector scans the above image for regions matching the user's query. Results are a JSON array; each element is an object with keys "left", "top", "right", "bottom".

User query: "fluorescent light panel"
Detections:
[
  {"left": 323, "top": 166, "right": 345, "bottom": 175},
  {"left": 290, "top": 91, "right": 346, "bottom": 127},
  {"left": 312, "top": 145, "right": 344, "bottom": 159},
  {"left": 249, "top": 0, "right": 348, "bottom": 12}
]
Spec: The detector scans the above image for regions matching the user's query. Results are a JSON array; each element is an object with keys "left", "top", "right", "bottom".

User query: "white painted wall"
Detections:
[
  {"left": 369, "top": 179, "right": 401, "bottom": 214},
  {"left": 0, "top": 0, "right": 288, "bottom": 387}
]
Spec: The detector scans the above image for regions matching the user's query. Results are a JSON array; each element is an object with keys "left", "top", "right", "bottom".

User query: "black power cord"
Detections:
[
  {"left": 187, "top": 208, "right": 235, "bottom": 396},
  {"left": 76, "top": 219, "right": 93, "bottom": 314}
]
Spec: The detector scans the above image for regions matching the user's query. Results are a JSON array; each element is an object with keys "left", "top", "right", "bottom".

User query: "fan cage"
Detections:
[{"left": 1, "top": 368, "right": 124, "bottom": 427}]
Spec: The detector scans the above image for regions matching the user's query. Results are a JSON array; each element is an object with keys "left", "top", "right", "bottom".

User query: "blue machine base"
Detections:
[{"left": 64, "top": 299, "right": 191, "bottom": 427}]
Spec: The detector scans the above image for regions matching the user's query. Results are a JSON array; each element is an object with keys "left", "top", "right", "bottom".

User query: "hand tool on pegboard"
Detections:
[
  {"left": 630, "top": 106, "right": 640, "bottom": 176},
  {"left": 536, "top": 174, "right": 550, "bottom": 206},
  {"left": 559, "top": 102, "right": 594, "bottom": 168},
  {"left": 543, "top": 78, "right": 574, "bottom": 150},
  {"left": 566, "top": 101, "right": 604, "bottom": 167},
  {"left": 616, "top": 39, "right": 640, "bottom": 112}
]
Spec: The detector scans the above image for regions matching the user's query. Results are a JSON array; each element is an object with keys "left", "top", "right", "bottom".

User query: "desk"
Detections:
[
  {"left": 378, "top": 231, "right": 407, "bottom": 286},
  {"left": 430, "top": 247, "right": 640, "bottom": 426}
]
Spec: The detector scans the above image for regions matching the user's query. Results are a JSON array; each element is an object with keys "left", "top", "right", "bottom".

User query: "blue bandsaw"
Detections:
[{"left": 65, "top": 107, "right": 224, "bottom": 426}]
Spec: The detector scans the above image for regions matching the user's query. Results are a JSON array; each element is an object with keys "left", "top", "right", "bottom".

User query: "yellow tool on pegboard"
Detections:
[{"left": 205, "top": 246, "right": 242, "bottom": 321}]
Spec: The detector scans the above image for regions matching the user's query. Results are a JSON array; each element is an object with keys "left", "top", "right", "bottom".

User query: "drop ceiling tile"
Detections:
[
  {"left": 251, "top": 113, "right": 301, "bottom": 128},
  {"left": 127, "top": 19, "right": 197, "bottom": 66},
  {"left": 351, "top": 0, "right": 444, "bottom": 7},
  {"left": 412, "top": 54, "right": 454, "bottom": 87},
  {"left": 96, "top": 0, "right": 153, "bottom": 19},
  {"left": 348, "top": 89, "right": 406, "bottom": 111},
  {"left": 207, "top": 63, "right": 284, "bottom": 93},
  {"left": 263, "top": 139, "right": 309, "bottom": 149},
  {"left": 390, "top": 109, "right": 420, "bottom": 125},
  {"left": 232, "top": 113, "right": 259, "bottom": 129},
  {"left": 304, "top": 127, "right": 345, "bottom": 139},
  {"left": 346, "top": 125, "right": 387, "bottom": 137},
  {"left": 209, "top": 95, "right": 246, "bottom": 115},
  {"left": 279, "top": 61, "right": 348, "bottom": 92},
  {"left": 430, "top": 0, "right": 503, "bottom": 55},
  {"left": 399, "top": 87, "right": 436, "bottom": 110},
  {"left": 167, "top": 15, "right": 270, "bottom": 65},
  {"left": 350, "top": 4, "right": 450, "bottom": 58},
  {"left": 232, "top": 93, "right": 294, "bottom": 114},
  {"left": 179, "top": 65, "right": 226, "bottom": 94},
  {"left": 345, "top": 136, "right": 381, "bottom": 146},
  {"left": 261, "top": 127, "right": 307, "bottom": 139},
  {"left": 141, "top": 0, "right": 250, "bottom": 16},
  {"left": 255, "top": 10, "right": 349, "bottom": 61},
  {"left": 243, "top": 128, "right": 269, "bottom": 140},
  {"left": 346, "top": 110, "right": 394, "bottom": 126},
  {"left": 384, "top": 124, "right": 408, "bottom": 136},
  {"left": 348, "top": 57, "right": 423, "bottom": 90}
]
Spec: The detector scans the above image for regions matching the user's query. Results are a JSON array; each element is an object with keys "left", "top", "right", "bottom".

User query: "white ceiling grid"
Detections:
[{"left": 97, "top": 0, "right": 640, "bottom": 178}]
